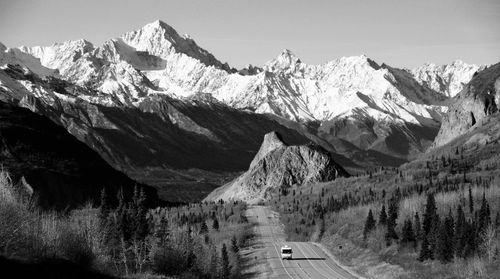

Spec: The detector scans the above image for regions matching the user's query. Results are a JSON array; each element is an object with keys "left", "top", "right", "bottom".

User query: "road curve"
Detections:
[{"left": 245, "top": 205, "right": 358, "bottom": 279}]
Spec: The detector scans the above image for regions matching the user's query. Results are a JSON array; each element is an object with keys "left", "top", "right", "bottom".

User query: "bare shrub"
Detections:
[{"left": 480, "top": 224, "right": 497, "bottom": 262}]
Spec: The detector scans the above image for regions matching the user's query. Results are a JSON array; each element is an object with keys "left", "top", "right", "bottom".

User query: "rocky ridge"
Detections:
[
  {"left": 433, "top": 63, "right": 500, "bottom": 148},
  {"left": 204, "top": 131, "right": 349, "bottom": 203}
]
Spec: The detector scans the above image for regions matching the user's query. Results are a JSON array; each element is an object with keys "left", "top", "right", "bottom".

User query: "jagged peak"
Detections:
[
  {"left": 332, "top": 54, "right": 381, "bottom": 71},
  {"left": 263, "top": 131, "right": 287, "bottom": 146},
  {"left": 135, "top": 20, "right": 197, "bottom": 44},
  {"left": 19, "top": 39, "right": 95, "bottom": 57},
  {"left": 143, "top": 19, "right": 179, "bottom": 35},
  {"left": 414, "top": 60, "right": 479, "bottom": 71},
  {"left": 52, "top": 39, "right": 93, "bottom": 49},
  {"left": 249, "top": 131, "right": 287, "bottom": 168},
  {"left": 120, "top": 20, "right": 228, "bottom": 70},
  {"left": 264, "top": 49, "right": 302, "bottom": 72},
  {"left": 276, "top": 49, "right": 301, "bottom": 63},
  {"left": 0, "top": 42, "right": 6, "bottom": 52}
]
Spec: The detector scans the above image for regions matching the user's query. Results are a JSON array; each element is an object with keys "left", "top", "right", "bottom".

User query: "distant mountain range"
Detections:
[{"left": 0, "top": 20, "right": 493, "bottom": 202}]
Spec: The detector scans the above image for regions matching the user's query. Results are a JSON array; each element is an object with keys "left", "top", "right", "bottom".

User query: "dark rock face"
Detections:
[
  {"left": 205, "top": 131, "right": 349, "bottom": 203},
  {"left": 0, "top": 101, "right": 158, "bottom": 209},
  {"left": 433, "top": 63, "right": 500, "bottom": 147}
]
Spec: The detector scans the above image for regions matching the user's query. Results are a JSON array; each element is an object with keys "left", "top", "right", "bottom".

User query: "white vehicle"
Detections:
[{"left": 281, "top": 245, "right": 293, "bottom": 260}]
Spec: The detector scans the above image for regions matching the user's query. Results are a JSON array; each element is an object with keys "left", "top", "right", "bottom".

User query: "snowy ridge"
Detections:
[
  {"left": 1, "top": 19, "right": 491, "bottom": 169},
  {"left": 11, "top": 20, "right": 456, "bottom": 127},
  {"left": 4, "top": 19, "right": 487, "bottom": 151},
  {"left": 411, "top": 60, "right": 484, "bottom": 97}
]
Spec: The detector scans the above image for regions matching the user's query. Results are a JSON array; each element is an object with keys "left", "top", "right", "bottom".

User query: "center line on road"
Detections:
[
  {"left": 255, "top": 207, "right": 295, "bottom": 279},
  {"left": 295, "top": 242, "right": 329, "bottom": 279},
  {"left": 306, "top": 242, "right": 357, "bottom": 279}
]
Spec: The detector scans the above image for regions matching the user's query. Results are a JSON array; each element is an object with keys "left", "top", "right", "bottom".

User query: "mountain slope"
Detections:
[
  {"left": 0, "top": 63, "right": 318, "bottom": 202},
  {"left": 205, "top": 131, "right": 349, "bottom": 203},
  {"left": 1, "top": 20, "right": 488, "bottom": 203},
  {"left": 15, "top": 22, "right": 448, "bottom": 125},
  {"left": 432, "top": 62, "right": 500, "bottom": 148},
  {"left": 12, "top": 20, "right": 464, "bottom": 165},
  {"left": 0, "top": 100, "right": 158, "bottom": 209}
]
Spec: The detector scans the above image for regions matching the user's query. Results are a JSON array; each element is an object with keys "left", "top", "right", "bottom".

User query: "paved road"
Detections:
[{"left": 246, "top": 205, "right": 358, "bottom": 279}]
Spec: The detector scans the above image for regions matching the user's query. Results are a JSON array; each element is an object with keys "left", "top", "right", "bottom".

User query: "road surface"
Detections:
[{"left": 245, "top": 205, "right": 358, "bottom": 279}]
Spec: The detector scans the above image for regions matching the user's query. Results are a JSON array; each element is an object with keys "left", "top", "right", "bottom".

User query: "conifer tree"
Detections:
[
  {"left": 429, "top": 214, "right": 441, "bottom": 256},
  {"left": 423, "top": 193, "right": 437, "bottom": 235},
  {"left": 384, "top": 198, "right": 399, "bottom": 245},
  {"left": 99, "top": 188, "right": 110, "bottom": 225},
  {"left": 401, "top": 218, "right": 415, "bottom": 247},
  {"left": 115, "top": 188, "right": 130, "bottom": 240},
  {"left": 319, "top": 215, "right": 326, "bottom": 240},
  {"left": 212, "top": 217, "right": 219, "bottom": 231},
  {"left": 388, "top": 198, "right": 399, "bottom": 223},
  {"left": 200, "top": 221, "right": 208, "bottom": 235},
  {"left": 468, "top": 186, "right": 474, "bottom": 214},
  {"left": 231, "top": 235, "right": 239, "bottom": 253},
  {"left": 478, "top": 192, "right": 491, "bottom": 234},
  {"left": 436, "top": 211, "right": 455, "bottom": 263},
  {"left": 379, "top": 205, "right": 387, "bottom": 225},
  {"left": 208, "top": 245, "right": 218, "bottom": 279},
  {"left": 414, "top": 212, "right": 422, "bottom": 241},
  {"left": 418, "top": 233, "right": 433, "bottom": 261},
  {"left": 131, "top": 186, "right": 148, "bottom": 240},
  {"left": 363, "top": 209, "right": 376, "bottom": 240},
  {"left": 463, "top": 220, "right": 476, "bottom": 257},
  {"left": 220, "top": 244, "right": 231, "bottom": 279},
  {"left": 455, "top": 205, "right": 467, "bottom": 258}
]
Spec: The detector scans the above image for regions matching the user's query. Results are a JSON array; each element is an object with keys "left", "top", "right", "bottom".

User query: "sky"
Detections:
[{"left": 0, "top": 0, "right": 499, "bottom": 69}]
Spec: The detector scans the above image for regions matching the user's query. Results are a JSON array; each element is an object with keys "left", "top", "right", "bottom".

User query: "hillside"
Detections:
[
  {"left": 261, "top": 63, "right": 500, "bottom": 279},
  {"left": 5, "top": 20, "right": 479, "bottom": 174},
  {"left": 433, "top": 62, "right": 500, "bottom": 148},
  {"left": 205, "top": 131, "right": 349, "bottom": 203},
  {"left": 0, "top": 100, "right": 158, "bottom": 209},
  {"left": 0, "top": 20, "right": 489, "bottom": 204}
]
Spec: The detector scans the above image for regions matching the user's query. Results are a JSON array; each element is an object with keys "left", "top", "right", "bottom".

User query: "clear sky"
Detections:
[{"left": 1, "top": 0, "right": 499, "bottom": 69}]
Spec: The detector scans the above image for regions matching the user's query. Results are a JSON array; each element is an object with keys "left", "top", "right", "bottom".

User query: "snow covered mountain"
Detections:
[
  {"left": 0, "top": 20, "right": 486, "bottom": 182},
  {"left": 411, "top": 60, "right": 484, "bottom": 97},
  {"left": 16, "top": 20, "right": 447, "bottom": 123}
]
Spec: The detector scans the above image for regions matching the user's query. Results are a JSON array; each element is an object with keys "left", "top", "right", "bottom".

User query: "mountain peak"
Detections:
[
  {"left": 249, "top": 131, "right": 287, "bottom": 168},
  {"left": 120, "top": 20, "right": 227, "bottom": 70},
  {"left": 263, "top": 131, "right": 287, "bottom": 146},
  {"left": 205, "top": 130, "right": 350, "bottom": 203},
  {"left": 277, "top": 49, "right": 300, "bottom": 62},
  {"left": 146, "top": 19, "right": 177, "bottom": 34},
  {"left": 264, "top": 49, "right": 302, "bottom": 72},
  {"left": 280, "top": 48, "right": 297, "bottom": 57}
]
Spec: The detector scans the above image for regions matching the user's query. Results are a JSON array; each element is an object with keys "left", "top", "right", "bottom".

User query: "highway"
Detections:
[{"left": 246, "top": 206, "right": 358, "bottom": 279}]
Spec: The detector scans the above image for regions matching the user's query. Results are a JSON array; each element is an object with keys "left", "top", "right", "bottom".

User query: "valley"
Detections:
[
  {"left": 0, "top": 4, "right": 499, "bottom": 278},
  {"left": 0, "top": 19, "right": 484, "bottom": 204},
  {"left": 244, "top": 205, "right": 358, "bottom": 279}
]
